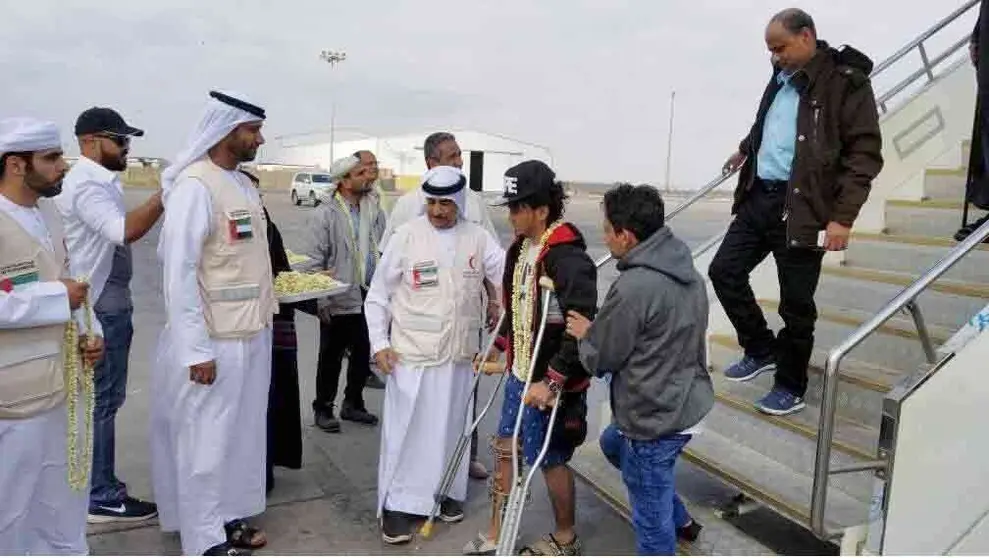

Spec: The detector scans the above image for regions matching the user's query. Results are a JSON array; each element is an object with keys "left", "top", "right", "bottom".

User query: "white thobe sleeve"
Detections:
[
  {"left": 473, "top": 196, "right": 499, "bottom": 243},
  {"left": 482, "top": 230, "right": 506, "bottom": 286},
  {"left": 379, "top": 191, "right": 417, "bottom": 251},
  {"left": 160, "top": 177, "right": 214, "bottom": 368},
  {"left": 0, "top": 282, "right": 71, "bottom": 329},
  {"left": 364, "top": 230, "right": 406, "bottom": 355},
  {"left": 73, "top": 180, "right": 126, "bottom": 245}
]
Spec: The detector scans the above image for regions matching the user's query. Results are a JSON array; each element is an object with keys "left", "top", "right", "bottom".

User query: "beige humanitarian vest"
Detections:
[
  {"left": 0, "top": 199, "right": 69, "bottom": 419},
  {"left": 390, "top": 217, "right": 487, "bottom": 367},
  {"left": 177, "top": 160, "right": 276, "bottom": 338}
]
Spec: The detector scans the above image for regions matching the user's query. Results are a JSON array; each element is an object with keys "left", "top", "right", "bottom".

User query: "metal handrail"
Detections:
[
  {"left": 870, "top": 0, "right": 978, "bottom": 113},
  {"left": 810, "top": 217, "right": 989, "bottom": 538},
  {"left": 593, "top": 168, "right": 739, "bottom": 268}
]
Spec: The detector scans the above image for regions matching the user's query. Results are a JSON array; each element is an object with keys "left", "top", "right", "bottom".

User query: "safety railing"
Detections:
[
  {"left": 810, "top": 217, "right": 989, "bottom": 538},
  {"left": 593, "top": 168, "right": 739, "bottom": 268},
  {"left": 872, "top": 0, "right": 978, "bottom": 114}
]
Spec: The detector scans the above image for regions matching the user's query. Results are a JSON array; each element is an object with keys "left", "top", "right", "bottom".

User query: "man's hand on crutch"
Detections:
[{"left": 474, "top": 342, "right": 506, "bottom": 376}]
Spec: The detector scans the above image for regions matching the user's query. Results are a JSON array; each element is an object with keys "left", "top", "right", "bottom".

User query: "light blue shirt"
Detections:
[{"left": 757, "top": 71, "right": 799, "bottom": 181}]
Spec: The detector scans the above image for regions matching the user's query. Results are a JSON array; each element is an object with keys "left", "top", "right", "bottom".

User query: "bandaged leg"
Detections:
[{"left": 489, "top": 435, "right": 519, "bottom": 540}]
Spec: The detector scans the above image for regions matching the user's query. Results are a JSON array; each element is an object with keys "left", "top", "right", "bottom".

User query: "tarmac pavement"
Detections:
[{"left": 85, "top": 188, "right": 831, "bottom": 555}]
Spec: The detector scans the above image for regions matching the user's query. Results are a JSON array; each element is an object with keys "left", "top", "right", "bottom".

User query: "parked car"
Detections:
[{"left": 290, "top": 172, "right": 333, "bottom": 206}]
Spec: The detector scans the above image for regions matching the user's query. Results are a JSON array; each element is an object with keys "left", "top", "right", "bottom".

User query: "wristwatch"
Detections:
[{"left": 545, "top": 378, "right": 563, "bottom": 394}]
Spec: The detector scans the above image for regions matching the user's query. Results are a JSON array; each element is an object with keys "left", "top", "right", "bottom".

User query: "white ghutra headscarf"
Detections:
[
  {"left": 160, "top": 90, "right": 265, "bottom": 202},
  {"left": 420, "top": 166, "right": 467, "bottom": 216}
]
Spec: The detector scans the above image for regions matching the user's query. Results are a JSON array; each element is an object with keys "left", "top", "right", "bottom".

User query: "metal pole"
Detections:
[
  {"left": 664, "top": 90, "right": 676, "bottom": 193},
  {"left": 320, "top": 49, "right": 347, "bottom": 168}
]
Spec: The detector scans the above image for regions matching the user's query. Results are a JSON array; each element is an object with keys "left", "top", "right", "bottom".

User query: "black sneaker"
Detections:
[
  {"left": 340, "top": 403, "right": 379, "bottom": 426},
  {"left": 87, "top": 496, "right": 158, "bottom": 524},
  {"left": 381, "top": 509, "right": 415, "bottom": 544},
  {"left": 439, "top": 498, "right": 464, "bottom": 523},
  {"left": 677, "top": 520, "right": 702, "bottom": 542},
  {"left": 314, "top": 406, "right": 341, "bottom": 433},
  {"left": 204, "top": 542, "right": 251, "bottom": 556}
]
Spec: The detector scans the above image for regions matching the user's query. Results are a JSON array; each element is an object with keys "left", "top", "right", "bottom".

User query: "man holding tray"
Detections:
[
  {"left": 298, "top": 154, "right": 386, "bottom": 433},
  {"left": 364, "top": 166, "right": 505, "bottom": 544}
]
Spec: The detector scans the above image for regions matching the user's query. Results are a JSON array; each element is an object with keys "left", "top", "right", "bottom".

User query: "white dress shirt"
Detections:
[{"left": 54, "top": 156, "right": 128, "bottom": 306}]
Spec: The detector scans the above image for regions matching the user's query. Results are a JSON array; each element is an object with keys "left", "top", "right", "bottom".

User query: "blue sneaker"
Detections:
[
  {"left": 724, "top": 355, "right": 776, "bottom": 382},
  {"left": 755, "top": 387, "right": 806, "bottom": 416}
]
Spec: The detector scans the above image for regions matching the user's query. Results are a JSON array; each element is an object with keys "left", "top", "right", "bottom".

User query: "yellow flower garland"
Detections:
[
  {"left": 510, "top": 221, "right": 563, "bottom": 381},
  {"left": 64, "top": 279, "right": 95, "bottom": 491},
  {"left": 334, "top": 191, "right": 379, "bottom": 289}
]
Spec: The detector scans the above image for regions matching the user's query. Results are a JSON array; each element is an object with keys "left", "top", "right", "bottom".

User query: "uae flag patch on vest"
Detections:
[
  {"left": 0, "top": 260, "right": 40, "bottom": 293},
  {"left": 226, "top": 209, "right": 254, "bottom": 241}
]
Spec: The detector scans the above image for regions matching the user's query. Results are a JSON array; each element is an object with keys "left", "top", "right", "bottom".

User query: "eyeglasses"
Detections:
[{"left": 96, "top": 134, "right": 131, "bottom": 148}]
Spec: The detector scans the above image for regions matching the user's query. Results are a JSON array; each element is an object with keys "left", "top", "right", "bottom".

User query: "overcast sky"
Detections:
[{"left": 2, "top": 1, "right": 976, "bottom": 185}]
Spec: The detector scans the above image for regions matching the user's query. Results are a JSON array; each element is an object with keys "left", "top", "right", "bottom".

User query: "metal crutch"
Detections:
[
  {"left": 496, "top": 276, "right": 561, "bottom": 556},
  {"left": 420, "top": 311, "right": 511, "bottom": 538}
]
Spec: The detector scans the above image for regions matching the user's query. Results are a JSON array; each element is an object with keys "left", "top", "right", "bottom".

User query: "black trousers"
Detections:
[
  {"left": 314, "top": 305, "right": 372, "bottom": 412},
  {"left": 708, "top": 182, "right": 824, "bottom": 397}
]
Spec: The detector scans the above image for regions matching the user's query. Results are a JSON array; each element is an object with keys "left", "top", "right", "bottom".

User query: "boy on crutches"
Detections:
[{"left": 463, "top": 161, "right": 598, "bottom": 556}]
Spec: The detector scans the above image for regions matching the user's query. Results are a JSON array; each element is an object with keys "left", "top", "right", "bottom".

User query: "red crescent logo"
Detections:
[{"left": 469, "top": 255, "right": 477, "bottom": 270}]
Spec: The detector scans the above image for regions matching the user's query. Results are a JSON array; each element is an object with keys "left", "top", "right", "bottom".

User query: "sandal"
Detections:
[
  {"left": 519, "top": 533, "right": 583, "bottom": 556},
  {"left": 462, "top": 532, "right": 497, "bottom": 555},
  {"left": 224, "top": 519, "right": 267, "bottom": 550}
]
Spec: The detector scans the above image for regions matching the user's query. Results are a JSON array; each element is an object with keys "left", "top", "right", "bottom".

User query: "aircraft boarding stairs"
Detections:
[{"left": 569, "top": 2, "right": 989, "bottom": 554}]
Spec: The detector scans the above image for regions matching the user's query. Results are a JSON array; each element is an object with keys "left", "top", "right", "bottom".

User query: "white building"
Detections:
[{"left": 258, "top": 128, "right": 554, "bottom": 193}]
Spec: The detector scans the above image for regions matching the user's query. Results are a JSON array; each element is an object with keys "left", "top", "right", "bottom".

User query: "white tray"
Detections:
[{"left": 277, "top": 282, "right": 350, "bottom": 304}]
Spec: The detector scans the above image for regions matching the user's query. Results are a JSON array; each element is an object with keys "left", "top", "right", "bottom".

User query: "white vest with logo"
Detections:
[
  {"left": 0, "top": 200, "right": 69, "bottom": 419},
  {"left": 390, "top": 218, "right": 487, "bottom": 367},
  {"left": 177, "top": 160, "right": 277, "bottom": 338}
]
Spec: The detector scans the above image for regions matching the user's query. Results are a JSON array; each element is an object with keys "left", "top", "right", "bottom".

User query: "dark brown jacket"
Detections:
[{"left": 733, "top": 41, "right": 884, "bottom": 247}]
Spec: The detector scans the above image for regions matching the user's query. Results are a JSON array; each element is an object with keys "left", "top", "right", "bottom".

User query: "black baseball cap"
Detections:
[
  {"left": 491, "top": 160, "right": 557, "bottom": 206},
  {"left": 74, "top": 107, "right": 144, "bottom": 137}
]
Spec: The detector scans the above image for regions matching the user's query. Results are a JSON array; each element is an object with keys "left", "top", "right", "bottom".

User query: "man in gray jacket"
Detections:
[
  {"left": 566, "top": 184, "right": 713, "bottom": 555},
  {"left": 299, "top": 154, "right": 386, "bottom": 432}
]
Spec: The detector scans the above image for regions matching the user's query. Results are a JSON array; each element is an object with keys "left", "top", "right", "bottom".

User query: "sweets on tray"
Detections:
[{"left": 274, "top": 271, "right": 339, "bottom": 297}]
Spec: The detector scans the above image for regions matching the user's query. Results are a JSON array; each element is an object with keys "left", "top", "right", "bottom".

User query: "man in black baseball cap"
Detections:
[
  {"left": 490, "top": 159, "right": 557, "bottom": 208},
  {"left": 75, "top": 107, "right": 144, "bottom": 138},
  {"left": 54, "top": 106, "right": 161, "bottom": 525},
  {"left": 466, "top": 159, "right": 598, "bottom": 556}
]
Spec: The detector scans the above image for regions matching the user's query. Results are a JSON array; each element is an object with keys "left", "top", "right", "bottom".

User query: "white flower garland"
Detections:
[
  {"left": 64, "top": 279, "right": 95, "bottom": 491},
  {"left": 510, "top": 221, "right": 562, "bottom": 381}
]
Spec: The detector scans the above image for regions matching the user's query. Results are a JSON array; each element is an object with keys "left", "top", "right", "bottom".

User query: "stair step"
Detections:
[
  {"left": 738, "top": 299, "right": 938, "bottom": 377},
  {"left": 817, "top": 266, "right": 989, "bottom": 330},
  {"left": 569, "top": 444, "right": 778, "bottom": 556},
  {"left": 699, "top": 394, "right": 875, "bottom": 503},
  {"left": 712, "top": 374, "right": 878, "bottom": 462},
  {"left": 682, "top": 428, "right": 869, "bottom": 533},
  {"left": 884, "top": 198, "right": 987, "bottom": 238},
  {"left": 845, "top": 233, "right": 989, "bottom": 285},
  {"left": 921, "top": 167, "right": 967, "bottom": 200},
  {"left": 709, "top": 334, "right": 895, "bottom": 426}
]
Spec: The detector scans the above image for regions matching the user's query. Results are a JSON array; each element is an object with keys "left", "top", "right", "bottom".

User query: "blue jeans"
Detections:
[
  {"left": 599, "top": 423, "right": 691, "bottom": 556},
  {"left": 90, "top": 308, "right": 133, "bottom": 505}
]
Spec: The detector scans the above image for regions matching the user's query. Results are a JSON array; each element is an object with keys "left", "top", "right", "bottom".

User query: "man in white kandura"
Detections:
[
  {"left": 151, "top": 90, "right": 275, "bottom": 556},
  {"left": 365, "top": 166, "right": 505, "bottom": 544},
  {"left": 0, "top": 117, "right": 104, "bottom": 555}
]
